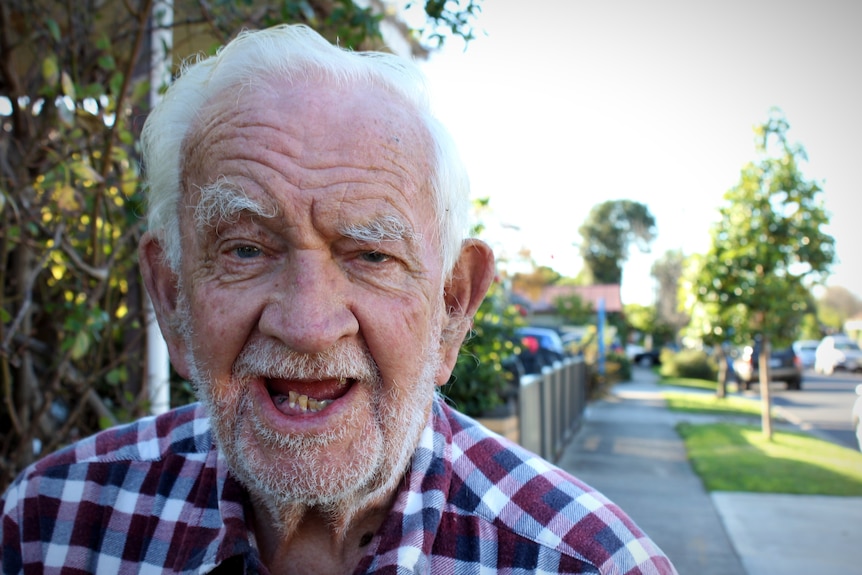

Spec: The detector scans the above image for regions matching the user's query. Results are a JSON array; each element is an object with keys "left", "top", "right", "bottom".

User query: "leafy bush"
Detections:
[
  {"left": 443, "top": 281, "right": 523, "bottom": 417},
  {"left": 585, "top": 352, "right": 631, "bottom": 399},
  {"left": 607, "top": 351, "right": 632, "bottom": 382},
  {"left": 659, "top": 348, "right": 717, "bottom": 381}
]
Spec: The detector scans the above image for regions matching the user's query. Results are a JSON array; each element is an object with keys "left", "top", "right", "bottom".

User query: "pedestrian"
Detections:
[{"left": 1, "top": 24, "right": 677, "bottom": 574}]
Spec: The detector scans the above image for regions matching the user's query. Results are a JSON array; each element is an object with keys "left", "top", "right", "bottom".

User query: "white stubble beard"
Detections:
[{"left": 175, "top": 291, "right": 442, "bottom": 531}]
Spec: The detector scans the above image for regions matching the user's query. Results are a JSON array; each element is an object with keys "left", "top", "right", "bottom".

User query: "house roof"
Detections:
[{"left": 521, "top": 284, "right": 623, "bottom": 314}]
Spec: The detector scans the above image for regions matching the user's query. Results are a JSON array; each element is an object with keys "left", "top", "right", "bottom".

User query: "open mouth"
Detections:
[{"left": 267, "top": 377, "right": 353, "bottom": 415}]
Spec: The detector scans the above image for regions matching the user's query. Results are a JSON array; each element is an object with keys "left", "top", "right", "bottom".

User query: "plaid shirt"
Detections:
[{"left": 2, "top": 399, "right": 676, "bottom": 574}]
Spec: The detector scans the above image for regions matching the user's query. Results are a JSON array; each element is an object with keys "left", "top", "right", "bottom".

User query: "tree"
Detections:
[
  {"left": 0, "top": 0, "right": 482, "bottom": 491},
  {"left": 578, "top": 200, "right": 656, "bottom": 284},
  {"left": 651, "top": 249, "right": 689, "bottom": 341},
  {"left": 817, "top": 285, "right": 862, "bottom": 332},
  {"left": 624, "top": 303, "right": 657, "bottom": 338},
  {"left": 554, "top": 292, "right": 593, "bottom": 326},
  {"left": 691, "top": 109, "right": 835, "bottom": 438},
  {"left": 622, "top": 302, "right": 675, "bottom": 355},
  {"left": 796, "top": 315, "right": 820, "bottom": 340},
  {"left": 679, "top": 253, "right": 718, "bottom": 343},
  {"left": 511, "top": 265, "right": 562, "bottom": 302}
]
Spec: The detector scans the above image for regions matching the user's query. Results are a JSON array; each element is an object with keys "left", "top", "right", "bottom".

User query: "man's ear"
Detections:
[
  {"left": 436, "top": 239, "right": 496, "bottom": 386},
  {"left": 139, "top": 232, "right": 191, "bottom": 379}
]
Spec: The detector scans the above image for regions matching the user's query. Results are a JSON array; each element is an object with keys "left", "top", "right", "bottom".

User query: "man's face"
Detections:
[{"left": 171, "top": 81, "right": 450, "bottom": 510}]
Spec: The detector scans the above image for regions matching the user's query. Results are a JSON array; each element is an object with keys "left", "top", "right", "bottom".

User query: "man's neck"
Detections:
[{"left": 250, "top": 493, "right": 396, "bottom": 575}]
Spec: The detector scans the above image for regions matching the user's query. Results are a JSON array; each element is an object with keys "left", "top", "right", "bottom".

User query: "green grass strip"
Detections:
[
  {"left": 677, "top": 422, "right": 862, "bottom": 495},
  {"left": 659, "top": 377, "right": 722, "bottom": 391},
  {"left": 663, "top": 391, "right": 763, "bottom": 418}
]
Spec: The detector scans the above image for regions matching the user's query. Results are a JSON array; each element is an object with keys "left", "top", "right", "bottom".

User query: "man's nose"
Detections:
[{"left": 258, "top": 251, "right": 358, "bottom": 354}]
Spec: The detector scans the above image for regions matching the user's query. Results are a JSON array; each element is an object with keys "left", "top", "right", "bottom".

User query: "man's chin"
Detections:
[
  {"left": 189, "top": 341, "right": 440, "bottom": 525},
  {"left": 215, "top": 399, "right": 431, "bottom": 538},
  {"left": 216, "top": 404, "right": 388, "bottom": 509}
]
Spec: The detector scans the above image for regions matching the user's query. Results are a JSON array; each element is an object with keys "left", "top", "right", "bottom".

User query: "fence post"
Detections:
[
  {"left": 552, "top": 361, "right": 562, "bottom": 458},
  {"left": 561, "top": 359, "right": 573, "bottom": 443},
  {"left": 515, "top": 357, "right": 588, "bottom": 462},
  {"left": 518, "top": 374, "right": 542, "bottom": 456},
  {"left": 541, "top": 367, "right": 553, "bottom": 460}
]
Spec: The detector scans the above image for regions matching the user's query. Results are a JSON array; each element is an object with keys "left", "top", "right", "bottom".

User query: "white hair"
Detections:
[{"left": 141, "top": 24, "right": 470, "bottom": 279}]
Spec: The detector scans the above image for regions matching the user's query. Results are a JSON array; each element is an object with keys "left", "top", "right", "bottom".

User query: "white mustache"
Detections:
[{"left": 232, "top": 340, "right": 380, "bottom": 383}]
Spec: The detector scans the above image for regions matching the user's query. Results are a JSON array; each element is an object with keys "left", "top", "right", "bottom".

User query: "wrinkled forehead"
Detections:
[
  {"left": 183, "top": 76, "right": 434, "bottom": 171},
  {"left": 178, "top": 77, "right": 441, "bottom": 241},
  {"left": 180, "top": 78, "right": 437, "bottom": 213}
]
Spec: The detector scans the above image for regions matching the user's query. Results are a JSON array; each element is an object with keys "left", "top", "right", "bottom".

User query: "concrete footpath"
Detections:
[{"left": 555, "top": 367, "right": 862, "bottom": 575}]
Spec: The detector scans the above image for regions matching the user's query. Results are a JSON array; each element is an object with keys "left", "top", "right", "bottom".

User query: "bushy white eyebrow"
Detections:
[
  {"left": 341, "top": 214, "right": 419, "bottom": 245},
  {"left": 193, "top": 177, "right": 277, "bottom": 232}
]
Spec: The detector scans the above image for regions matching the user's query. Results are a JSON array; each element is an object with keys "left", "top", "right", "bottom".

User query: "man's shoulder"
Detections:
[
  {"left": 441, "top": 401, "right": 599, "bottom": 509},
  {"left": 438, "top": 403, "right": 674, "bottom": 572},
  {"left": 1, "top": 404, "right": 250, "bottom": 573},
  {"left": 17, "top": 402, "right": 214, "bottom": 491}
]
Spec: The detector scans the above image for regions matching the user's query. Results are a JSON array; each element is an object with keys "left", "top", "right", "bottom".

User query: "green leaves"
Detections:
[
  {"left": 444, "top": 281, "right": 523, "bottom": 416},
  {"left": 578, "top": 200, "right": 657, "bottom": 284},
  {"left": 62, "top": 306, "right": 110, "bottom": 360},
  {"left": 417, "top": 0, "right": 483, "bottom": 47},
  {"left": 690, "top": 110, "right": 834, "bottom": 346}
]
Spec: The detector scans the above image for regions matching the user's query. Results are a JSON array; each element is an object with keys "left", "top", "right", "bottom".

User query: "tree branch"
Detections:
[{"left": 1, "top": 224, "right": 65, "bottom": 354}]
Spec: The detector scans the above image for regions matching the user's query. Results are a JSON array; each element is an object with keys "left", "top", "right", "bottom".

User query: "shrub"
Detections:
[
  {"left": 586, "top": 352, "right": 631, "bottom": 399},
  {"left": 659, "top": 348, "right": 717, "bottom": 381},
  {"left": 442, "top": 281, "right": 523, "bottom": 417}
]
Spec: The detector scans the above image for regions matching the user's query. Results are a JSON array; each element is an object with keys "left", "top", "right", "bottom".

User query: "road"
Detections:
[{"left": 744, "top": 370, "right": 861, "bottom": 450}]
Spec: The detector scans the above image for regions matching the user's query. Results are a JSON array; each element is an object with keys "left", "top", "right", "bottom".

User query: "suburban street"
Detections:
[{"left": 746, "top": 370, "right": 861, "bottom": 450}]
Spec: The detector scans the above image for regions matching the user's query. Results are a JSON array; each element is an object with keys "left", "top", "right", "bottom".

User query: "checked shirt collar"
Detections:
[{"left": 215, "top": 399, "right": 455, "bottom": 574}]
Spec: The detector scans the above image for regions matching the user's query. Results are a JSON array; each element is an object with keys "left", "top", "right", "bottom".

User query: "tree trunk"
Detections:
[
  {"left": 10, "top": 243, "right": 39, "bottom": 468},
  {"left": 715, "top": 344, "right": 727, "bottom": 398},
  {"left": 759, "top": 336, "right": 773, "bottom": 440}
]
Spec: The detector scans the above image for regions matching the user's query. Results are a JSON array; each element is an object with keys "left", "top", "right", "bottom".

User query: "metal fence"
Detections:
[{"left": 518, "top": 357, "right": 588, "bottom": 461}]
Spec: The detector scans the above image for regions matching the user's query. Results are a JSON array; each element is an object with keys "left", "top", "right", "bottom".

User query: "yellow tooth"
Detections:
[{"left": 281, "top": 391, "right": 332, "bottom": 413}]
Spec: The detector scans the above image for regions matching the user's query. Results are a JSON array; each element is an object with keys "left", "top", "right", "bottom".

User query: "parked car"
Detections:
[
  {"left": 853, "top": 384, "right": 862, "bottom": 452},
  {"left": 814, "top": 335, "right": 862, "bottom": 375},
  {"left": 625, "top": 343, "right": 661, "bottom": 366},
  {"left": 513, "top": 326, "right": 567, "bottom": 374},
  {"left": 558, "top": 327, "right": 589, "bottom": 356},
  {"left": 792, "top": 339, "right": 820, "bottom": 369},
  {"left": 733, "top": 342, "right": 802, "bottom": 390},
  {"left": 516, "top": 327, "right": 566, "bottom": 355}
]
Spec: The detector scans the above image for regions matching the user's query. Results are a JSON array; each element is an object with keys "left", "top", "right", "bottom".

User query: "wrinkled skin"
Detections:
[{"left": 139, "top": 79, "right": 494, "bottom": 574}]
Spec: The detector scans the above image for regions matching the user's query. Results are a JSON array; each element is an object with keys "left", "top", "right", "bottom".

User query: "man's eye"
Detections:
[
  {"left": 234, "top": 245, "right": 262, "bottom": 259},
  {"left": 361, "top": 251, "right": 391, "bottom": 264}
]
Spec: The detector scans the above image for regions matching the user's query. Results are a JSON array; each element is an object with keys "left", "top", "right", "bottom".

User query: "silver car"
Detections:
[{"left": 792, "top": 339, "right": 819, "bottom": 369}]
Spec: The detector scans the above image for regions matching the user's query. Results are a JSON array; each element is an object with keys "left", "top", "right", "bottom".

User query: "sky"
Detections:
[{"left": 418, "top": 0, "right": 861, "bottom": 306}]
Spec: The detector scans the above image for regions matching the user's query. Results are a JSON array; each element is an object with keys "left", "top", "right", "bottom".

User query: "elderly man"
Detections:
[{"left": 1, "top": 25, "right": 676, "bottom": 574}]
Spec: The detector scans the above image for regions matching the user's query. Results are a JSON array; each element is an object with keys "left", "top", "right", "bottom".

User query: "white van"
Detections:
[{"left": 814, "top": 335, "right": 862, "bottom": 375}]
